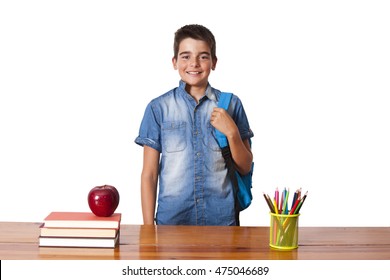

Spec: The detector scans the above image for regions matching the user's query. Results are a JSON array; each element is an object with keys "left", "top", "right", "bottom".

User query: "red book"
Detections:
[{"left": 43, "top": 212, "right": 121, "bottom": 229}]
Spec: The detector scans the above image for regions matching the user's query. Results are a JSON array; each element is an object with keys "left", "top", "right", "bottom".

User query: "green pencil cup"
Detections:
[{"left": 269, "top": 212, "right": 300, "bottom": 250}]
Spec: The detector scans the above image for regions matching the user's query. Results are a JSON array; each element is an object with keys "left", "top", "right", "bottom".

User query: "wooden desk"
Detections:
[{"left": 1, "top": 222, "right": 390, "bottom": 260}]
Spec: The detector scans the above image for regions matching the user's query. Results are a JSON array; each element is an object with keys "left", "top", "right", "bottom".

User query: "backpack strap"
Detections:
[
  {"left": 215, "top": 92, "right": 240, "bottom": 225},
  {"left": 215, "top": 92, "right": 233, "bottom": 148}
]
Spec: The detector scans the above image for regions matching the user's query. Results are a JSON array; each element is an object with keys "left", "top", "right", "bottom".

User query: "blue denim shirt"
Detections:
[{"left": 135, "top": 81, "right": 254, "bottom": 225}]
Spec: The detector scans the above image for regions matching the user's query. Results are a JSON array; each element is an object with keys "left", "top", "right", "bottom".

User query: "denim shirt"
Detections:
[{"left": 135, "top": 81, "right": 254, "bottom": 225}]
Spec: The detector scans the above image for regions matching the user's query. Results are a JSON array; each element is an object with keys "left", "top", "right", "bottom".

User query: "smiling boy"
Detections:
[{"left": 135, "top": 24, "right": 253, "bottom": 225}]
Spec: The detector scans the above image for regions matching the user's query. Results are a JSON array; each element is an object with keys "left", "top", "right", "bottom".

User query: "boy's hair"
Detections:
[{"left": 173, "top": 24, "right": 217, "bottom": 61}]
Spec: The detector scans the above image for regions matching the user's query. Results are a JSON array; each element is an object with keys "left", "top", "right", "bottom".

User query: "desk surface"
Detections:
[{"left": 1, "top": 222, "right": 390, "bottom": 260}]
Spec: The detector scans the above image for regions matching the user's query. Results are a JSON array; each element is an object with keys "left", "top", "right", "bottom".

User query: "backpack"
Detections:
[{"left": 214, "top": 92, "right": 254, "bottom": 218}]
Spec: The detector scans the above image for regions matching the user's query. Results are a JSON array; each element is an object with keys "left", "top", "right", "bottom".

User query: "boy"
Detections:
[{"left": 135, "top": 24, "right": 253, "bottom": 225}]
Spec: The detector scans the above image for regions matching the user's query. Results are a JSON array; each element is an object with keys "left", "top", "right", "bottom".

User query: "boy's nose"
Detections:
[{"left": 190, "top": 58, "right": 200, "bottom": 67}]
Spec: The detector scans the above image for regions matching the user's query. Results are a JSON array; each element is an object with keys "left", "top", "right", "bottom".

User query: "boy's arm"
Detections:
[
  {"left": 140, "top": 145, "right": 160, "bottom": 225},
  {"left": 226, "top": 133, "right": 252, "bottom": 175},
  {"left": 210, "top": 107, "right": 253, "bottom": 175}
]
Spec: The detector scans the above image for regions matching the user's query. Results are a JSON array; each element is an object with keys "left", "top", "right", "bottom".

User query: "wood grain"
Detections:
[{"left": 1, "top": 222, "right": 389, "bottom": 260}]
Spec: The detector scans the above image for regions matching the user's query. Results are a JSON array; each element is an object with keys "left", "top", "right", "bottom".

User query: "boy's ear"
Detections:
[
  {"left": 172, "top": 57, "right": 178, "bottom": 70},
  {"left": 211, "top": 57, "right": 218, "bottom": 70}
]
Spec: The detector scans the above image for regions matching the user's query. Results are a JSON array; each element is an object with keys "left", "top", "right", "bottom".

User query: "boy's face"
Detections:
[{"left": 172, "top": 38, "right": 217, "bottom": 93}]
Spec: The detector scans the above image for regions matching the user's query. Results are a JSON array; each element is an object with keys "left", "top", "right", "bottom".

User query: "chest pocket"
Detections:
[
  {"left": 162, "top": 121, "right": 187, "bottom": 153},
  {"left": 206, "top": 123, "right": 222, "bottom": 151}
]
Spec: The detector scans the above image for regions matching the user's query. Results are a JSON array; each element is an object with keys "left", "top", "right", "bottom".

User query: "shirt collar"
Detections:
[
  {"left": 205, "top": 85, "right": 217, "bottom": 102},
  {"left": 178, "top": 80, "right": 217, "bottom": 102}
]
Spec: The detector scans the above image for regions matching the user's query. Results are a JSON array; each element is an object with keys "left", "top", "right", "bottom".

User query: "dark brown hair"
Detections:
[{"left": 173, "top": 24, "right": 217, "bottom": 61}]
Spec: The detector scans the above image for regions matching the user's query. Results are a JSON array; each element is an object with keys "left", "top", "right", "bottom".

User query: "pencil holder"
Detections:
[{"left": 269, "top": 212, "right": 299, "bottom": 250}]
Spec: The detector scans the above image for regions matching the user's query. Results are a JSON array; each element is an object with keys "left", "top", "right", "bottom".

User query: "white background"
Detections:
[{"left": 1, "top": 0, "right": 389, "bottom": 227}]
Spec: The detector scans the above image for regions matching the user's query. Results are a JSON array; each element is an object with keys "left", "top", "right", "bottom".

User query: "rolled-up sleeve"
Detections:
[
  {"left": 231, "top": 95, "right": 254, "bottom": 141},
  {"left": 134, "top": 101, "right": 162, "bottom": 152}
]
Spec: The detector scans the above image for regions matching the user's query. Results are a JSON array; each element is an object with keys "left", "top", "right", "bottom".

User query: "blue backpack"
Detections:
[{"left": 215, "top": 92, "right": 254, "bottom": 215}]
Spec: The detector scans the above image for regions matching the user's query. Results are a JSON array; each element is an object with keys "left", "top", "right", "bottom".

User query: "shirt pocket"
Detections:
[
  {"left": 206, "top": 123, "right": 222, "bottom": 151},
  {"left": 162, "top": 121, "right": 187, "bottom": 153}
]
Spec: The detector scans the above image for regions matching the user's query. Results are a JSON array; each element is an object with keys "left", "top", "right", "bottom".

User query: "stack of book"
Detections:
[{"left": 39, "top": 212, "right": 121, "bottom": 248}]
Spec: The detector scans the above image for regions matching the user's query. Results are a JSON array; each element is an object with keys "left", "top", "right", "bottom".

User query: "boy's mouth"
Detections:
[{"left": 186, "top": 71, "right": 202, "bottom": 75}]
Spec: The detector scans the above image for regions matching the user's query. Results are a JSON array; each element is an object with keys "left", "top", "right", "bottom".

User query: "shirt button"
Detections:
[{"left": 196, "top": 152, "right": 201, "bottom": 157}]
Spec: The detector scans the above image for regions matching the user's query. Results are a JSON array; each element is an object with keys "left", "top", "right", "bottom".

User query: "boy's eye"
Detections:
[
  {"left": 200, "top": 55, "right": 210, "bottom": 60},
  {"left": 180, "top": 55, "right": 190, "bottom": 60}
]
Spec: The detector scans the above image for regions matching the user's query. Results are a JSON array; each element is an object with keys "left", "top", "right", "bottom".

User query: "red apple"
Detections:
[{"left": 88, "top": 185, "right": 120, "bottom": 217}]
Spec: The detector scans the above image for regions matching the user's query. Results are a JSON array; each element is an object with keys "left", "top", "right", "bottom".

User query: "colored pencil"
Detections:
[
  {"left": 294, "top": 191, "right": 308, "bottom": 214},
  {"left": 279, "top": 188, "right": 284, "bottom": 214},
  {"left": 282, "top": 188, "right": 289, "bottom": 214},
  {"left": 272, "top": 198, "right": 279, "bottom": 215},
  {"left": 289, "top": 197, "right": 300, "bottom": 215},
  {"left": 291, "top": 189, "right": 298, "bottom": 210},
  {"left": 263, "top": 193, "right": 275, "bottom": 213}
]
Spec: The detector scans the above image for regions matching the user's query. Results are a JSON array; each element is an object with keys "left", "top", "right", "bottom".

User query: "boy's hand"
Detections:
[{"left": 210, "top": 107, "right": 239, "bottom": 139}]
